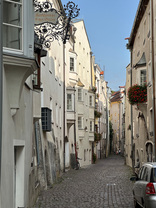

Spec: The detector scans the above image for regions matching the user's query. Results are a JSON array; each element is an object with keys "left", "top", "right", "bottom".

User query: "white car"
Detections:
[{"left": 131, "top": 162, "right": 156, "bottom": 208}]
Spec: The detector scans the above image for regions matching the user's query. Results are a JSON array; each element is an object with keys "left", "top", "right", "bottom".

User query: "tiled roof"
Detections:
[{"left": 110, "top": 91, "right": 121, "bottom": 102}]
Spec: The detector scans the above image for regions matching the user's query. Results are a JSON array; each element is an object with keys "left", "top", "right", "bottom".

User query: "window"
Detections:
[
  {"left": 70, "top": 57, "right": 74, "bottom": 71},
  {"left": 56, "top": 104, "right": 58, "bottom": 127},
  {"left": 3, "top": 0, "right": 22, "bottom": 50},
  {"left": 67, "top": 94, "right": 72, "bottom": 111},
  {"left": 148, "top": 62, "right": 152, "bottom": 85},
  {"left": 143, "top": 19, "right": 146, "bottom": 44},
  {"left": 142, "top": 167, "right": 148, "bottom": 181},
  {"left": 89, "top": 95, "right": 93, "bottom": 106},
  {"left": 84, "top": 149, "right": 86, "bottom": 161},
  {"left": 90, "top": 121, "right": 94, "bottom": 132},
  {"left": 140, "top": 70, "right": 146, "bottom": 85},
  {"left": 152, "top": 168, "right": 156, "bottom": 182},
  {"left": 85, "top": 93, "right": 88, "bottom": 106},
  {"left": 138, "top": 167, "right": 144, "bottom": 180},
  {"left": 59, "top": 107, "right": 62, "bottom": 128},
  {"left": 41, "top": 107, "right": 52, "bottom": 131},
  {"left": 33, "top": 54, "right": 40, "bottom": 88},
  {"left": 78, "top": 116, "right": 83, "bottom": 129},
  {"left": 150, "top": 109, "right": 153, "bottom": 133},
  {"left": 78, "top": 89, "right": 83, "bottom": 101},
  {"left": 3, "top": 0, "right": 34, "bottom": 57}
]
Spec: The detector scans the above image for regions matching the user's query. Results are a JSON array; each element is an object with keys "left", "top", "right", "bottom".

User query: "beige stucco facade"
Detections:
[
  {"left": 125, "top": 64, "right": 132, "bottom": 167},
  {"left": 126, "top": 0, "right": 156, "bottom": 168}
]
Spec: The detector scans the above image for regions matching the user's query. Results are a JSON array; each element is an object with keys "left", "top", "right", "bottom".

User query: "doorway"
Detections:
[{"left": 14, "top": 146, "right": 25, "bottom": 208}]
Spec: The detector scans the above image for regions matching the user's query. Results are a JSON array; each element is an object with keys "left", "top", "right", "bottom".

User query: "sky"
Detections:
[{"left": 61, "top": 0, "right": 140, "bottom": 91}]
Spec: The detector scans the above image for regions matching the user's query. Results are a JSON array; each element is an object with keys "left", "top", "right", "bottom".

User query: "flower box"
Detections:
[{"left": 128, "top": 84, "right": 147, "bottom": 105}]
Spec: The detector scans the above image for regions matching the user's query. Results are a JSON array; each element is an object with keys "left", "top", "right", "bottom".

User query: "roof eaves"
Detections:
[{"left": 128, "top": 0, "right": 149, "bottom": 48}]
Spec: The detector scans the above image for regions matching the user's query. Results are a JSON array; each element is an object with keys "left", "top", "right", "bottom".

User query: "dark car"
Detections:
[{"left": 130, "top": 162, "right": 156, "bottom": 208}]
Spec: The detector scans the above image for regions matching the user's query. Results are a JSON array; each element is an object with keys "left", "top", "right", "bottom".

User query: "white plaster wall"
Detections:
[
  {"left": 73, "top": 20, "right": 93, "bottom": 167},
  {"left": 2, "top": 65, "right": 34, "bottom": 208}
]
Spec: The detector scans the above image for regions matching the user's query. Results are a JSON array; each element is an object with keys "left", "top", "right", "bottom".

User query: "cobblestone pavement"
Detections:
[{"left": 34, "top": 155, "right": 135, "bottom": 208}]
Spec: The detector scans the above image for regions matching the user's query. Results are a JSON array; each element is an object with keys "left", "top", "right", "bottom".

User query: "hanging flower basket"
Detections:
[
  {"left": 128, "top": 84, "right": 147, "bottom": 105},
  {"left": 94, "top": 110, "right": 102, "bottom": 118},
  {"left": 94, "top": 132, "right": 102, "bottom": 142},
  {"left": 92, "top": 86, "right": 97, "bottom": 93},
  {"left": 96, "top": 93, "right": 99, "bottom": 98}
]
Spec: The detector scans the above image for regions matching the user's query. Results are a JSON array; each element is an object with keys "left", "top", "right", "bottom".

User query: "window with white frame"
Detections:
[
  {"left": 140, "top": 70, "right": 146, "bottom": 85},
  {"left": 3, "top": 0, "right": 22, "bottom": 50},
  {"left": 3, "top": 0, "right": 34, "bottom": 57},
  {"left": 78, "top": 88, "right": 83, "bottom": 101},
  {"left": 67, "top": 94, "right": 73, "bottom": 111},
  {"left": 78, "top": 116, "right": 83, "bottom": 129},
  {"left": 70, "top": 57, "right": 74, "bottom": 72}
]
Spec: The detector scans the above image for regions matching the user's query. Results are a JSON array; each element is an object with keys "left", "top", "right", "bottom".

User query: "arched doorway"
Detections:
[{"left": 145, "top": 141, "right": 154, "bottom": 162}]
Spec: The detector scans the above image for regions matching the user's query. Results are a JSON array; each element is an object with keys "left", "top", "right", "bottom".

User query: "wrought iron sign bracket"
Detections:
[{"left": 34, "top": 0, "right": 80, "bottom": 48}]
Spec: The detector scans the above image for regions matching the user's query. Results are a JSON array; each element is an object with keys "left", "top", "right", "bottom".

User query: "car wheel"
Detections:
[{"left": 134, "top": 198, "right": 140, "bottom": 208}]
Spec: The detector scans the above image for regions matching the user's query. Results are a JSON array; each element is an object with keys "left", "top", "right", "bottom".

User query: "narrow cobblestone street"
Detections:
[{"left": 34, "top": 155, "right": 134, "bottom": 208}]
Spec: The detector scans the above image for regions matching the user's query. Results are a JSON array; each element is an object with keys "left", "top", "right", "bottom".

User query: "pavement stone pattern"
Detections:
[{"left": 33, "top": 155, "right": 135, "bottom": 208}]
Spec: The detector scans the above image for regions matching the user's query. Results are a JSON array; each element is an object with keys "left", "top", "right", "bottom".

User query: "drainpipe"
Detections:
[
  {"left": 63, "top": 43, "right": 66, "bottom": 172},
  {"left": 102, "top": 86, "right": 108, "bottom": 157},
  {"left": 73, "top": 90, "right": 78, "bottom": 169},
  {"left": 130, "top": 48, "right": 135, "bottom": 172},
  {"left": 119, "top": 101, "right": 121, "bottom": 149},
  {"left": 151, "top": 0, "right": 156, "bottom": 161},
  {"left": 90, "top": 52, "right": 94, "bottom": 162},
  {"left": 0, "top": 1, "right": 3, "bottom": 203}
]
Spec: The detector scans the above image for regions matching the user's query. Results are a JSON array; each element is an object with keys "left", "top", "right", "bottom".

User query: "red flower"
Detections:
[{"left": 127, "top": 84, "right": 147, "bottom": 105}]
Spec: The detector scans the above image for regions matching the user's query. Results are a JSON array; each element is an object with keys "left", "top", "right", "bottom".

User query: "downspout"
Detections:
[
  {"left": 102, "top": 86, "right": 108, "bottom": 157},
  {"left": 130, "top": 48, "right": 135, "bottom": 171},
  {"left": 63, "top": 43, "right": 66, "bottom": 172},
  {"left": 119, "top": 101, "right": 121, "bottom": 149},
  {"left": 0, "top": 1, "right": 3, "bottom": 204},
  {"left": 74, "top": 90, "right": 78, "bottom": 169},
  {"left": 151, "top": 0, "right": 156, "bottom": 161},
  {"left": 97, "top": 79, "right": 101, "bottom": 159},
  {"left": 90, "top": 52, "right": 94, "bottom": 163}
]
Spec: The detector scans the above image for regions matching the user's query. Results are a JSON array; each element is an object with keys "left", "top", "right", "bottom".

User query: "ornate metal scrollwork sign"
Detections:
[{"left": 34, "top": 0, "right": 80, "bottom": 48}]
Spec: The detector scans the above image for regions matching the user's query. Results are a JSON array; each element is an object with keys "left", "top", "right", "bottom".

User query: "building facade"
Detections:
[
  {"left": 72, "top": 19, "right": 95, "bottom": 167},
  {"left": 1, "top": 1, "right": 38, "bottom": 207},
  {"left": 110, "top": 87, "right": 125, "bottom": 154},
  {"left": 126, "top": 0, "right": 156, "bottom": 168}
]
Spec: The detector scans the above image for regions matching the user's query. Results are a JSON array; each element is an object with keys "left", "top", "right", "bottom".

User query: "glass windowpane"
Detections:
[
  {"left": 67, "top": 94, "right": 72, "bottom": 110},
  {"left": 3, "top": 1, "right": 22, "bottom": 26},
  {"left": 3, "top": 25, "right": 22, "bottom": 50}
]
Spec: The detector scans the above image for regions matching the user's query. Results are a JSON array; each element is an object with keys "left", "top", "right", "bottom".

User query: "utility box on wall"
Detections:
[{"left": 41, "top": 107, "right": 52, "bottom": 131}]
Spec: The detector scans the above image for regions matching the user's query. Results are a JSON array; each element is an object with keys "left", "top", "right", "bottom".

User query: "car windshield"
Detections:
[{"left": 151, "top": 168, "right": 156, "bottom": 182}]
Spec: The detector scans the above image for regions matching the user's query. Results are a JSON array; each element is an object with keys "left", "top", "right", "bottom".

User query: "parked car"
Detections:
[{"left": 130, "top": 162, "right": 156, "bottom": 208}]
